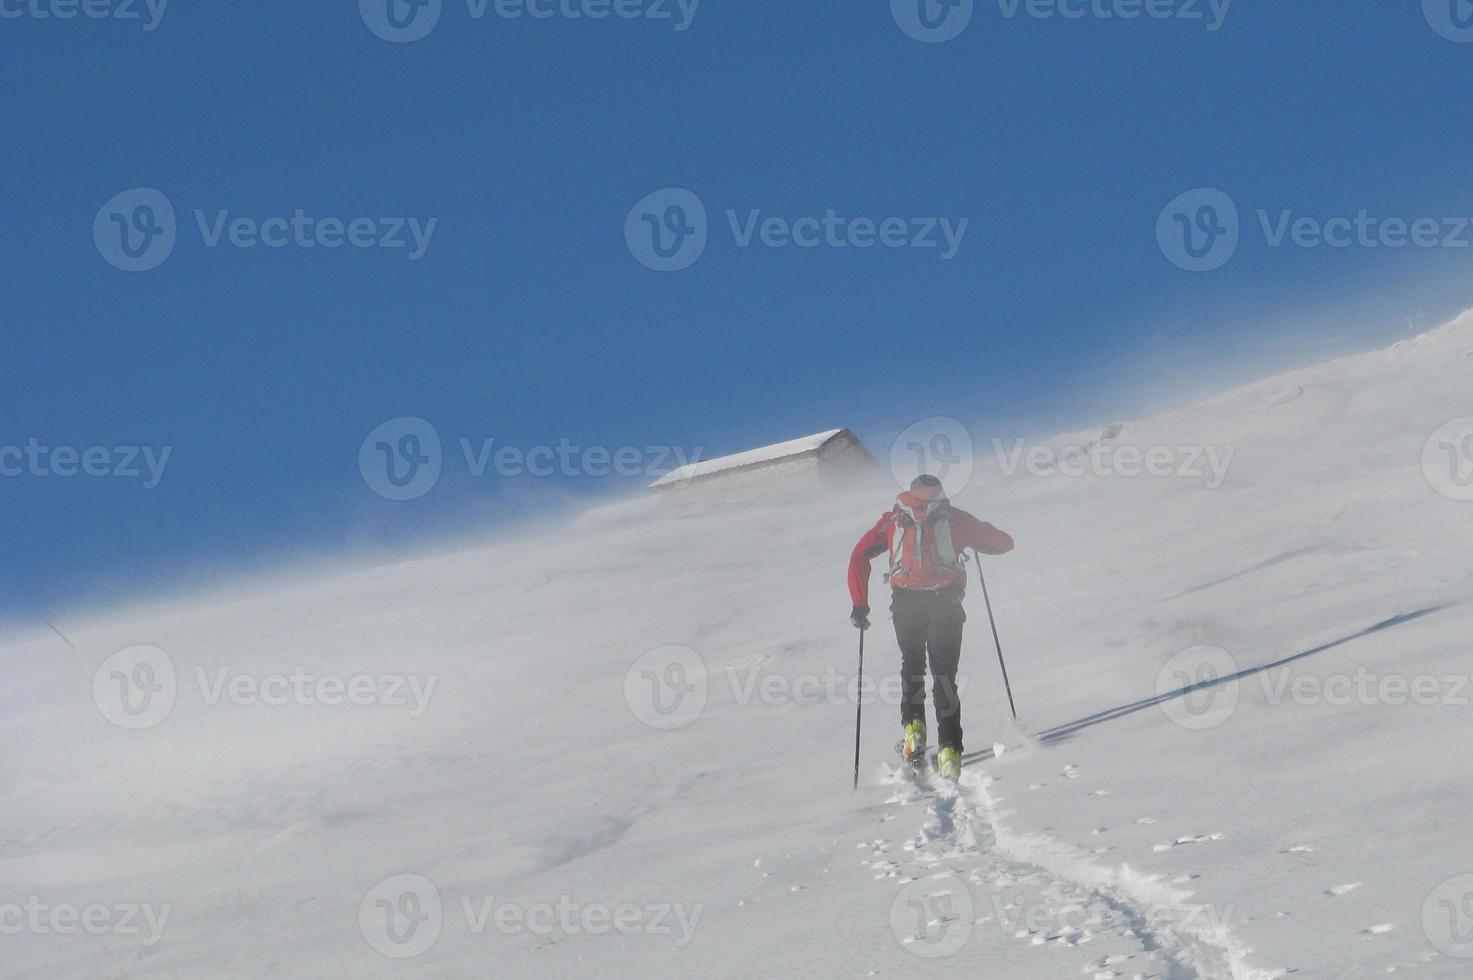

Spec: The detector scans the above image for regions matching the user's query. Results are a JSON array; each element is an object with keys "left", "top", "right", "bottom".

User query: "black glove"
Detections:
[{"left": 850, "top": 605, "right": 871, "bottom": 630}]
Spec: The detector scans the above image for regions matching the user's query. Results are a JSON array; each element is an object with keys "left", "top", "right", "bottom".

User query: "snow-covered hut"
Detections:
[{"left": 648, "top": 428, "right": 875, "bottom": 495}]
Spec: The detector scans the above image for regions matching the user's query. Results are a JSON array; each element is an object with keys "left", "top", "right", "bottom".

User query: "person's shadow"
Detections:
[{"left": 961, "top": 605, "right": 1450, "bottom": 767}]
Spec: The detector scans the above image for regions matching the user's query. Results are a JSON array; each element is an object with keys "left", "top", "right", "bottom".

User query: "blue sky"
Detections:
[{"left": 5, "top": 1, "right": 1473, "bottom": 622}]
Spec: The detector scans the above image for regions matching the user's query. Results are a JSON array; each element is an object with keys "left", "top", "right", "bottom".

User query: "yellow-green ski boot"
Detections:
[
  {"left": 936, "top": 746, "right": 961, "bottom": 782},
  {"left": 902, "top": 720, "right": 927, "bottom": 773}
]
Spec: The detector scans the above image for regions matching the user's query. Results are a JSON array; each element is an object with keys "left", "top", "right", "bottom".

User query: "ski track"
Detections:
[
  {"left": 871, "top": 765, "right": 1170, "bottom": 977},
  {"left": 972, "top": 774, "right": 1276, "bottom": 980},
  {"left": 868, "top": 763, "right": 1277, "bottom": 979}
]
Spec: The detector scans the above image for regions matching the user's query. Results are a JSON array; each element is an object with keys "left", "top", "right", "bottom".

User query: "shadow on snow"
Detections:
[{"left": 962, "top": 604, "right": 1451, "bottom": 767}]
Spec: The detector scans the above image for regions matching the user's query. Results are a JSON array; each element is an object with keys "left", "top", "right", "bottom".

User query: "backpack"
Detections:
[{"left": 887, "top": 490, "right": 963, "bottom": 592}]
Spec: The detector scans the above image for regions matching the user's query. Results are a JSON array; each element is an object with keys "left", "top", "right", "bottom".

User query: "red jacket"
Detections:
[{"left": 848, "top": 499, "right": 1013, "bottom": 608}]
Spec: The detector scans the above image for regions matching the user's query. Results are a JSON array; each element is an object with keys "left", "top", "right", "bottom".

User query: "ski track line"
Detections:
[
  {"left": 969, "top": 775, "right": 1281, "bottom": 980},
  {"left": 880, "top": 767, "right": 1170, "bottom": 977}
]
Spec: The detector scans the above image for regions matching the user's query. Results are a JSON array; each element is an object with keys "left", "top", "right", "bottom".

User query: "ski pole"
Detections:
[
  {"left": 974, "top": 549, "right": 1018, "bottom": 721},
  {"left": 852, "top": 626, "right": 865, "bottom": 790}
]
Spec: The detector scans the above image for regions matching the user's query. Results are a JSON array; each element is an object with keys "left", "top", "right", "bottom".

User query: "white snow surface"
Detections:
[{"left": 6, "top": 315, "right": 1473, "bottom": 978}]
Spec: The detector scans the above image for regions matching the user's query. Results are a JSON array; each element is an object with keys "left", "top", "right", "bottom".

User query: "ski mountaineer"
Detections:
[{"left": 847, "top": 474, "right": 1014, "bottom": 781}]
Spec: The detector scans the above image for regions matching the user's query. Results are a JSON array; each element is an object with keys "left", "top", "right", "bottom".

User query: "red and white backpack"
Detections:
[{"left": 887, "top": 489, "right": 964, "bottom": 592}]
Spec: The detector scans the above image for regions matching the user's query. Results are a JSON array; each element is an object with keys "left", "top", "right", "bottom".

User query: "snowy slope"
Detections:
[{"left": 5, "top": 314, "right": 1473, "bottom": 978}]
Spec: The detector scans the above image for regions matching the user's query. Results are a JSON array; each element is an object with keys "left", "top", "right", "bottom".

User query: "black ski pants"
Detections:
[{"left": 891, "top": 586, "right": 966, "bottom": 752}]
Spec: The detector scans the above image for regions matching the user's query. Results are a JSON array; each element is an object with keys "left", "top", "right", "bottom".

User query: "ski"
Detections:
[{"left": 895, "top": 740, "right": 931, "bottom": 784}]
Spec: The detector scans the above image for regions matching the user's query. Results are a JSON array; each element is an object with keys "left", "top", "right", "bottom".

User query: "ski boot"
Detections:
[
  {"left": 936, "top": 746, "right": 961, "bottom": 782},
  {"left": 902, "top": 720, "right": 927, "bottom": 773}
]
